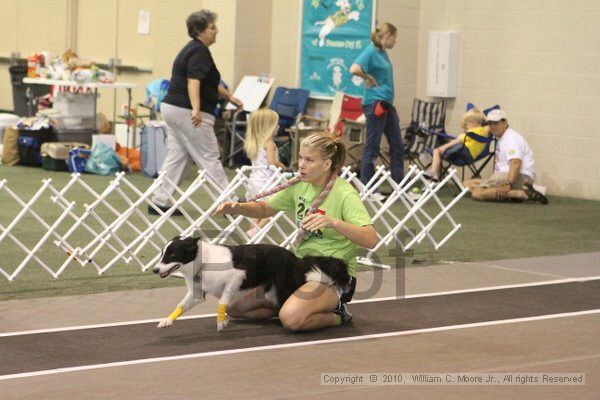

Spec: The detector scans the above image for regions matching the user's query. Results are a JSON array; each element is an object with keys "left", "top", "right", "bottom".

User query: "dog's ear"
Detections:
[
  {"left": 183, "top": 237, "right": 199, "bottom": 261},
  {"left": 173, "top": 236, "right": 196, "bottom": 248},
  {"left": 180, "top": 236, "right": 195, "bottom": 246}
]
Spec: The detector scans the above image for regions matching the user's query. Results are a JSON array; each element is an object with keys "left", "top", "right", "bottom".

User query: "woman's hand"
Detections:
[
  {"left": 350, "top": 64, "right": 378, "bottom": 88},
  {"left": 191, "top": 108, "right": 202, "bottom": 127},
  {"left": 301, "top": 213, "right": 337, "bottom": 232},
  {"left": 229, "top": 96, "right": 244, "bottom": 110},
  {"left": 363, "top": 73, "right": 379, "bottom": 88},
  {"left": 213, "top": 201, "right": 240, "bottom": 216}
]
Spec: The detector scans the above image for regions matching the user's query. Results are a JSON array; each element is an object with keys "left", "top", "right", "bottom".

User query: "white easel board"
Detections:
[{"left": 226, "top": 75, "right": 275, "bottom": 112}]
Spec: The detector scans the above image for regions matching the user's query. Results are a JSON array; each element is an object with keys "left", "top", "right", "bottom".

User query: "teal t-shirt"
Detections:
[
  {"left": 353, "top": 43, "right": 394, "bottom": 106},
  {"left": 267, "top": 178, "right": 373, "bottom": 276}
]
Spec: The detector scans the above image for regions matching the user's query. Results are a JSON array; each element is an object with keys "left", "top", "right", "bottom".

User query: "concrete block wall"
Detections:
[{"left": 416, "top": 0, "right": 600, "bottom": 199}]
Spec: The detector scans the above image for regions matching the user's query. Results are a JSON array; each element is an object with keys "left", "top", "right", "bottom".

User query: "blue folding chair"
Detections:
[
  {"left": 442, "top": 131, "right": 496, "bottom": 181},
  {"left": 441, "top": 104, "right": 499, "bottom": 181},
  {"left": 269, "top": 87, "right": 310, "bottom": 166},
  {"left": 269, "top": 87, "right": 310, "bottom": 134},
  {"left": 139, "top": 79, "right": 170, "bottom": 119},
  {"left": 467, "top": 103, "right": 500, "bottom": 115}
]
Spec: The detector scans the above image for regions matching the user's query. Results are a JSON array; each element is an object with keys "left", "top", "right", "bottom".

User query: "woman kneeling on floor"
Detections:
[{"left": 214, "top": 132, "right": 377, "bottom": 331}]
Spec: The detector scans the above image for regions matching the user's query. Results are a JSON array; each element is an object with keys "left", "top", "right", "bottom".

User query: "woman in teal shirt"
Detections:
[{"left": 350, "top": 22, "right": 404, "bottom": 187}]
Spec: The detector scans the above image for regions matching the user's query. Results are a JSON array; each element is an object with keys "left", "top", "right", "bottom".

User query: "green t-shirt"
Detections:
[{"left": 267, "top": 178, "right": 373, "bottom": 276}]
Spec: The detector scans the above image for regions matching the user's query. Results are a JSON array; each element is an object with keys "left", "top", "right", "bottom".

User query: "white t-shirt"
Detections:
[{"left": 494, "top": 127, "right": 536, "bottom": 180}]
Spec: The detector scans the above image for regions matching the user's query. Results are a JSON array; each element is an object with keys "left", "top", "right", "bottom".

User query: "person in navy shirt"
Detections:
[
  {"left": 350, "top": 22, "right": 404, "bottom": 190},
  {"left": 149, "top": 10, "right": 242, "bottom": 215}
]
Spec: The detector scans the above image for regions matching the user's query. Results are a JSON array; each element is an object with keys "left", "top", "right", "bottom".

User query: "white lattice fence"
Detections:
[{"left": 0, "top": 165, "right": 467, "bottom": 280}]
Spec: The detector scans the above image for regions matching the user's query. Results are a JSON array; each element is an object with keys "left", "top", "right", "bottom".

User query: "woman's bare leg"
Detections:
[
  {"left": 228, "top": 287, "right": 278, "bottom": 320},
  {"left": 278, "top": 281, "right": 340, "bottom": 332}
]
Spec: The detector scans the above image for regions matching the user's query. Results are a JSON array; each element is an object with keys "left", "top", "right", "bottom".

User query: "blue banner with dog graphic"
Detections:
[{"left": 300, "top": 0, "right": 374, "bottom": 98}]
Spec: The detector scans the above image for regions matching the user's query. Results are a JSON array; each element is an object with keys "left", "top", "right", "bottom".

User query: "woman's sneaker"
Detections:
[
  {"left": 523, "top": 184, "right": 548, "bottom": 205},
  {"left": 334, "top": 302, "right": 354, "bottom": 325},
  {"left": 370, "top": 192, "right": 387, "bottom": 202}
]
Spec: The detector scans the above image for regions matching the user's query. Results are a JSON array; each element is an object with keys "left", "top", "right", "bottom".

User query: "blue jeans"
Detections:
[{"left": 361, "top": 103, "right": 404, "bottom": 184}]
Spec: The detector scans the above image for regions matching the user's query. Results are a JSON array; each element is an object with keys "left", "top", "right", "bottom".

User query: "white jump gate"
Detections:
[{"left": 0, "top": 165, "right": 467, "bottom": 281}]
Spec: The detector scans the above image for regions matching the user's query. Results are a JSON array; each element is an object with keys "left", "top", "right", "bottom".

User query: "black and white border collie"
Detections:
[{"left": 153, "top": 236, "right": 351, "bottom": 332}]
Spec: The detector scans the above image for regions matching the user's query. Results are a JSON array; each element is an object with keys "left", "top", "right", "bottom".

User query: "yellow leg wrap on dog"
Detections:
[
  {"left": 217, "top": 303, "right": 227, "bottom": 322},
  {"left": 168, "top": 306, "right": 184, "bottom": 321}
]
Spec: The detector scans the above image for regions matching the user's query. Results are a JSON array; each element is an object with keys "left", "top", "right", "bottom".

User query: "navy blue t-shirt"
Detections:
[{"left": 162, "top": 39, "right": 221, "bottom": 114}]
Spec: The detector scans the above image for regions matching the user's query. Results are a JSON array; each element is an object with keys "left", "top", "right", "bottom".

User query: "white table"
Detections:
[{"left": 22, "top": 78, "right": 136, "bottom": 146}]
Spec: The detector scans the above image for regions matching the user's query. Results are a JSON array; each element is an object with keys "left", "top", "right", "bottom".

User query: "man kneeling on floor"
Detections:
[{"left": 463, "top": 109, "right": 548, "bottom": 205}]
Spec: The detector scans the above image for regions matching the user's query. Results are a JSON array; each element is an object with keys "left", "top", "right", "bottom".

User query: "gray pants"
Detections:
[{"left": 152, "top": 103, "right": 229, "bottom": 207}]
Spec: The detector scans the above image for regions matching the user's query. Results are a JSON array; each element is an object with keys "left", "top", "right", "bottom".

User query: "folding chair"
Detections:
[
  {"left": 441, "top": 131, "right": 496, "bottom": 181},
  {"left": 225, "top": 77, "right": 275, "bottom": 167},
  {"left": 326, "top": 92, "right": 367, "bottom": 168},
  {"left": 269, "top": 87, "right": 310, "bottom": 167},
  {"left": 138, "top": 79, "right": 170, "bottom": 120},
  {"left": 123, "top": 78, "right": 169, "bottom": 129},
  {"left": 467, "top": 102, "right": 500, "bottom": 115},
  {"left": 331, "top": 93, "right": 364, "bottom": 135},
  {"left": 117, "top": 79, "right": 169, "bottom": 150},
  {"left": 403, "top": 98, "right": 453, "bottom": 169},
  {"left": 226, "top": 109, "right": 250, "bottom": 167},
  {"left": 287, "top": 112, "right": 329, "bottom": 168},
  {"left": 328, "top": 92, "right": 391, "bottom": 169},
  {"left": 440, "top": 103, "right": 500, "bottom": 181}
]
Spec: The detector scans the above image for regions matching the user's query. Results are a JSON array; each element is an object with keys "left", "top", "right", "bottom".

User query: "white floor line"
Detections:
[
  {"left": 481, "top": 262, "right": 568, "bottom": 279},
  {"left": 0, "top": 313, "right": 217, "bottom": 338},
  {"left": 2, "top": 274, "right": 600, "bottom": 338},
  {"left": 1, "top": 309, "right": 599, "bottom": 382},
  {"left": 351, "top": 274, "right": 600, "bottom": 304}
]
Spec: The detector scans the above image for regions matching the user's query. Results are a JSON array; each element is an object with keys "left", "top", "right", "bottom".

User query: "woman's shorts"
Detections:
[{"left": 305, "top": 272, "right": 356, "bottom": 303}]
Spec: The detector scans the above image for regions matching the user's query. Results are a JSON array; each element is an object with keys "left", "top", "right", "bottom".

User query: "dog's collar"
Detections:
[
  {"left": 192, "top": 266, "right": 205, "bottom": 300},
  {"left": 193, "top": 266, "right": 202, "bottom": 282}
]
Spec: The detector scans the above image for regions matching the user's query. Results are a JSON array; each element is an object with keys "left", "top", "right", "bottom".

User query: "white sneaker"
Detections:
[{"left": 370, "top": 192, "right": 387, "bottom": 202}]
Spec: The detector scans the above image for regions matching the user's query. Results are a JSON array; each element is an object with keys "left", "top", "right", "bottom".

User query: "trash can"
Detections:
[{"left": 9, "top": 64, "right": 51, "bottom": 117}]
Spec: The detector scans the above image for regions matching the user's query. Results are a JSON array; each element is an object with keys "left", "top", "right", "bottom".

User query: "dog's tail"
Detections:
[{"left": 301, "top": 256, "right": 351, "bottom": 287}]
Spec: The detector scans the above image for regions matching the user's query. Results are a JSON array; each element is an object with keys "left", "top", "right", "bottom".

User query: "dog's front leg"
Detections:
[
  {"left": 157, "top": 291, "right": 201, "bottom": 328},
  {"left": 216, "top": 280, "right": 243, "bottom": 332},
  {"left": 216, "top": 303, "right": 228, "bottom": 332}
]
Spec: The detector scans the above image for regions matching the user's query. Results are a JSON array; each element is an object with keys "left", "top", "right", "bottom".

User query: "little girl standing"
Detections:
[{"left": 243, "top": 108, "right": 287, "bottom": 237}]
